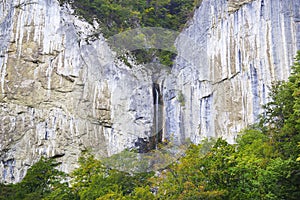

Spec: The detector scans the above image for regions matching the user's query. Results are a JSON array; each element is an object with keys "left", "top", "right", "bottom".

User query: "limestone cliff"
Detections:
[
  {"left": 164, "top": 0, "right": 300, "bottom": 144},
  {"left": 0, "top": 0, "right": 155, "bottom": 183},
  {"left": 0, "top": 0, "right": 300, "bottom": 183}
]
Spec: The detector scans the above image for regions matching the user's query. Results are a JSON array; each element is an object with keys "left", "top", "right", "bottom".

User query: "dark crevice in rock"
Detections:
[{"left": 134, "top": 83, "right": 163, "bottom": 153}]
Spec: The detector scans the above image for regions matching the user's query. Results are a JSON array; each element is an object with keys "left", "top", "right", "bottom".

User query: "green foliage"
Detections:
[
  {"left": 0, "top": 184, "right": 14, "bottom": 200},
  {"left": 261, "top": 51, "right": 300, "bottom": 158},
  {"left": 155, "top": 65, "right": 300, "bottom": 199},
  {"left": 259, "top": 158, "right": 300, "bottom": 199},
  {"left": 153, "top": 139, "right": 230, "bottom": 199},
  {"left": 130, "top": 186, "right": 155, "bottom": 200},
  {"left": 69, "top": 153, "right": 154, "bottom": 200},
  {"left": 0, "top": 157, "right": 69, "bottom": 200},
  {"left": 177, "top": 90, "right": 185, "bottom": 106},
  {"left": 154, "top": 126, "right": 299, "bottom": 199},
  {"left": 3, "top": 51, "right": 300, "bottom": 200},
  {"left": 17, "top": 158, "right": 66, "bottom": 198},
  {"left": 297, "top": 142, "right": 300, "bottom": 161},
  {"left": 60, "top": 0, "right": 196, "bottom": 36},
  {"left": 59, "top": 0, "right": 198, "bottom": 66}
]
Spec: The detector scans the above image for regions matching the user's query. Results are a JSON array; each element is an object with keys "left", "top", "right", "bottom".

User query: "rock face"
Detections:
[
  {"left": 0, "top": 0, "right": 300, "bottom": 183},
  {"left": 164, "top": 0, "right": 300, "bottom": 144},
  {"left": 0, "top": 0, "right": 155, "bottom": 183},
  {"left": 228, "top": 0, "right": 255, "bottom": 13}
]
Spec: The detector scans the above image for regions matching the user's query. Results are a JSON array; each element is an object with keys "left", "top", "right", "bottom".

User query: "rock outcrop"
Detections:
[
  {"left": 228, "top": 0, "right": 255, "bottom": 13},
  {"left": 1, "top": 0, "right": 300, "bottom": 183},
  {"left": 164, "top": 0, "right": 300, "bottom": 144},
  {"left": 0, "top": 0, "right": 155, "bottom": 183}
]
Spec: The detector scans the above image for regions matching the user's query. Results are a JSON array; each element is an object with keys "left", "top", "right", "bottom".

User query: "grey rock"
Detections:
[
  {"left": 1, "top": 0, "right": 300, "bottom": 183},
  {"left": 163, "top": 0, "right": 300, "bottom": 144},
  {"left": 0, "top": 0, "right": 154, "bottom": 183}
]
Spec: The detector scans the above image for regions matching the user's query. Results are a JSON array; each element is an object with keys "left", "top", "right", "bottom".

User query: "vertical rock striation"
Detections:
[
  {"left": 1, "top": 0, "right": 300, "bottom": 183},
  {"left": 0, "top": 0, "right": 154, "bottom": 183},
  {"left": 164, "top": 0, "right": 300, "bottom": 144}
]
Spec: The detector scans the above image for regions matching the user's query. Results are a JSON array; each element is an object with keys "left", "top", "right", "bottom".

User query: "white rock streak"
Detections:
[{"left": 164, "top": 0, "right": 300, "bottom": 144}]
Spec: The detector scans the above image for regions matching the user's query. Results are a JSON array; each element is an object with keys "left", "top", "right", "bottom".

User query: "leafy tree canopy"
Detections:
[{"left": 59, "top": 0, "right": 201, "bottom": 66}]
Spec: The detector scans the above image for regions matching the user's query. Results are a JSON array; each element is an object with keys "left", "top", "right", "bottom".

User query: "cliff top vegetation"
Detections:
[{"left": 59, "top": 0, "right": 202, "bottom": 66}]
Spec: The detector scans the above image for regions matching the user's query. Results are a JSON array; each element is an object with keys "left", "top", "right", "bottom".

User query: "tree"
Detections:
[
  {"left": 59, "top": 0, "right": 196, "bottom": 67},
  {"left": 261, "top": 51, "right": 300, "bottom": 158},
  {"left": 69, "top": 153, "right": 153, "bottom": 200},
  {"left": 0, "top": 157, "right": 69, "bottom": 200},
  {"left": 154, "top": 139, "right": 231, "bottom": 200},
  {"left": 0, "top": 184, "right": 14, "bottom": 200}
]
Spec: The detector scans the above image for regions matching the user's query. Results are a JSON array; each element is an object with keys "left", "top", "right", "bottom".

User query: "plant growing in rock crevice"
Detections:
[{"left": 177, "top": 90, "right": 185, "bottom": 107}]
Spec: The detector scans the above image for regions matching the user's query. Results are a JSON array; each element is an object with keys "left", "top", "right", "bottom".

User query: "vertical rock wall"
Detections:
[
  {"left": 1, "top": 0, "right": 300, "bottom": 184},
  {"left": 0, "top": 0, "right": 154, "bottom": 183},
  {"left": 164, "top": 0, "right": 300, "bottom": 144}
]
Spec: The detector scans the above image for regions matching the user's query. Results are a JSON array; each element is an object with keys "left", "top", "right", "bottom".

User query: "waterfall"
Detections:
[
  {"left": 152, "top": 83, "right": 162, "bottom": 149},
  {"left": 155, "top": 87, "right": 159, "bottom": 136},
  {"left": 134, "top": 83, "right": 162, "bottom": 152}
]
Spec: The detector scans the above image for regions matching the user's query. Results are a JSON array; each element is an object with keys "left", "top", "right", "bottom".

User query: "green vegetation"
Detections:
[
  {"left": 177, "top": 90, "right": 185, "bottom": 107},
  {"left": 1, "top": 51, "right": 300, "bottom": 199},
  {"left": 0, "top": 157, "right": 71, "bottom": 200},
  {"left": 59, "top": 0, "right": 200, "bottom": 66},
  {"left": 260, "top": 51, "right": 300, "bottom": 158},
  {"left": 60, "top": 0, "right": 198, "bottom": 37}
]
